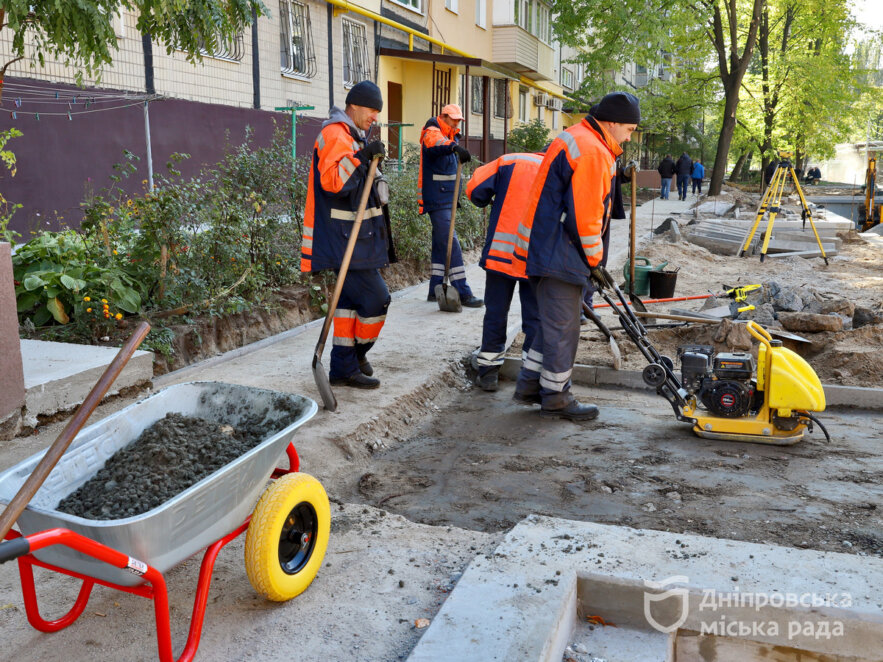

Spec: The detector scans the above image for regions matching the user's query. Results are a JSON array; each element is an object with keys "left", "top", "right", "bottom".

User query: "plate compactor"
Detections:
[{"left": 590, "top": 267, "right": 829, "bottom": 445}]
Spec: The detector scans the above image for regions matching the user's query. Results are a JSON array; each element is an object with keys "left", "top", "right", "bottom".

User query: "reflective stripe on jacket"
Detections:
[
  {"left": 301, "top": 107, "right": 390, "bottom": 273},
  {"left": 418, "top": 116, "right": 459, "bottom": 214},
  {"left": 466, "top": 152, "right": 543, "bottom": 280},
  {"left": 519, "top": 117, "right": 622, "bottom": 285}
]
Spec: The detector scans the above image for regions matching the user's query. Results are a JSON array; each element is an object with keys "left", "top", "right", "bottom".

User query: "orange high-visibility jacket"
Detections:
[
  {"left": 301, "top": 107, "right": 391, "bottom": 273},
  {"left": 418, "top": 116, "right": 460, "bottom": 214},
  {"left": 517, "top": 117, "right": 622, "bottom": 285},
  {"left": 466, "top": 152, "right": 544, "bottom": 280}
]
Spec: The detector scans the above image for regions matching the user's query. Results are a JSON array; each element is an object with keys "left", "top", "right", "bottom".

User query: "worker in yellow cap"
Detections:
[{"left": 418, "top": 104, "right": 483, "bottom": 308}]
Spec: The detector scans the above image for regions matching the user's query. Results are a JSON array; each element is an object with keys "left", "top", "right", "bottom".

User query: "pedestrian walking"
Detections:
[
  {"left": 513, "top": 91, "right": 640, "bottom": 421},
  {"left": 419, "top": 104, "right": 483, "bottom": 308},
  {"left": 691, "top": 160, "right": 705, "bottom": 195},
  {"left": 465, "top": 152, "right": 543, "bottom": 392},
  {"left": 300, "top": 81, "right": 394, "bottom": 389},
  {"left": 657, "top": 154, "right": 675, "bottom": 200},
  {"left": 676, "top": 152, "right": 692, "bottom": 200}
]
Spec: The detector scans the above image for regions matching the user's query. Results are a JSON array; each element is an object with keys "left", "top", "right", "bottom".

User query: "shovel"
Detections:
[
  {"left": 582, "top": 301, "right": 622, "bottom": 370},
  {"left": 435, "top": 161, "right": 464, "bottom": 313},
  {"left": 311, "top": 156, "right": 381, "bottom": 412},
  {"left": 0, "top": 321, "right": 151, "bottom": 544}
]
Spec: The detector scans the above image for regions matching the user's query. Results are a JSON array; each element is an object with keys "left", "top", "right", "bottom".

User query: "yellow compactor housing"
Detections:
[{"left": 686, "top": 322, "right": 825, "bottom": 445}]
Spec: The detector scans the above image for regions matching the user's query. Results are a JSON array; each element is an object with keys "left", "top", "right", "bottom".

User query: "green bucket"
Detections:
[{"left": 622, "top": 257, "right": 668, "bottom": 297}]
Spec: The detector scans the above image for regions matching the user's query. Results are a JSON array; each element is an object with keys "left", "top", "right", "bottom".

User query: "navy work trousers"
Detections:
[
  {"left": 429, "top": 208, "right": 473, "bottom": 299},
  {"left": 477, "top": 271, "right": 540, "bottom": 377},
  {"left": 330, "top": 268, "right": 391, "bottom": 380}
]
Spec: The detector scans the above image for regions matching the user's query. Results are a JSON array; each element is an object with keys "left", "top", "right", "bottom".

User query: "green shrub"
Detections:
[{"left": 506, "top": 119, "right": 552, "bottom": 153}]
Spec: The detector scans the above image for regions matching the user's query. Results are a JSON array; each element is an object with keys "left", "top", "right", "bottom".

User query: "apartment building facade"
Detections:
[{"left": 0, "top": 0, "right": 582, "bottom": 231}]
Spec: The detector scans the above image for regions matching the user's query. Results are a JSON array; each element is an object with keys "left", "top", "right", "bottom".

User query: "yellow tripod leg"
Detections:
[
  {"left": 759, "top": 166, "right": 787, "bottom": 262},
  {"left": 740, "top": 171, "right": 777, "bottom": 256},
  {"left": 790, "top": 167, "right": 829, "bottom": 265}
]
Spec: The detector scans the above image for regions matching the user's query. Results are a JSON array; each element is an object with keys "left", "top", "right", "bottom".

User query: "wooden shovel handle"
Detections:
[
  {"left": 0, "top": 321, "right": 151, "bottom": 540},
  {"left": 627, "top": 162, "right": 638, "bottom": 301},
  {"left": 443, "top": 161, "right": 464, "bottom": 285}
]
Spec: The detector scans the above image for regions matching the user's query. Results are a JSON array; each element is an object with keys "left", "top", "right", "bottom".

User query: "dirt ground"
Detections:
[
  {"left": 342, "top": 382, "right": 883, "bottom": 558},
  {"left": 571, "top": 234, "right": 883, "bottom": 387}
]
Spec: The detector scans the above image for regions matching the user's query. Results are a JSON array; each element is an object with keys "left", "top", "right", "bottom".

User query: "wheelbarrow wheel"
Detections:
[{"left": 245, "top": 472, "right": 330, "bottom": 602}]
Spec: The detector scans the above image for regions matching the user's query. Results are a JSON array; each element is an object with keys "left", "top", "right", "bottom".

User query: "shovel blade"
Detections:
[
  {"left": 609, "top": 336, "right": 622, "bottom": 371},
  {"left": 311, "top": 354, "right": 337, "bottom": 412},
  {"left": 435, "top": 283, "right": 462, "bottom": 313}
]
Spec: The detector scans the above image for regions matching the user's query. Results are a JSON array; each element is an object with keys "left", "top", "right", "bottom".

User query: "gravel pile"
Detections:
[{"left": 57, "top": 408, "right": 300, "bottom": 520}]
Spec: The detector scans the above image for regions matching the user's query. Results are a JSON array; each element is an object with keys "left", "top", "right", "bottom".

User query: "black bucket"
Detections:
[{"left": 649, "top": 270, "right": 678, "bottom": 299}]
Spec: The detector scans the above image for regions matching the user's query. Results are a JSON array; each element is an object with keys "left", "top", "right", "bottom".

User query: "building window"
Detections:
[
  {"left": 342, "top": 19, "right": 371, "bottom": 87},
  {"left": 518, "top": 88, "right": 528, "bottom": 122},
  {"left": 471, "top": 77, "right": 483, "bottom": 114},
  {"left": 198, "top": 32, "right": 245, "bottom": 61},
  {"left": 493, "top": 79, "right": 508, "bottom": 119},
  {"left": 445, "top": 0, "right": 458, "bottom": 12},
  {"left": 561, "top": 67, "right": 574, "bottom": 89},
  {"left": 515, "top": 0, "right": 534, "bottom": 34},
  {"left": 280, "top": 0, "right": 316, "bottom": 78},
  {"left": 391, "top": 0, "right": 421, "bottom": 11},
  {"left": 536, "top": 3, "right": 550, "bottom": 43},
  {"left": 475, "top": 0, "right": 486, "bottom": 28}
]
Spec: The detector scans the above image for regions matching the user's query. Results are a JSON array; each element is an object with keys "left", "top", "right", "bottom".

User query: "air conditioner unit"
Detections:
[
  {"left": 534, "top": 92, "right": 549, "bottom": 107},
  {"left": 547, "top": 97, "right": 562, "bottom": 111}
]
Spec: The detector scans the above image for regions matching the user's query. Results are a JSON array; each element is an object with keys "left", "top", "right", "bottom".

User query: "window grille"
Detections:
[
  {"left": 471, "top": 77, "right": 483, "bottom": 114},
  {"left": 342, "top": 19, "right": 371, "bottom": 86},
  {"left": 198, "top": 32, "right": 245, "bottom": 62},
  {"left": 280, "top": 0, "right": 317, "bottom": 77},
  {"left": 493, "top": 79, "right": 509, "bottom": 119}
]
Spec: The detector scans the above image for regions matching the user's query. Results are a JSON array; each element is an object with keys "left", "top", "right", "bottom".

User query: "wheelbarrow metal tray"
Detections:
[{"left": 0, "top": 382, "right": 318, "bottom": 586}]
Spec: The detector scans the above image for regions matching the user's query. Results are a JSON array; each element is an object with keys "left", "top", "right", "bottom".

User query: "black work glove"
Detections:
[
  {"left": 590, "top": 266, "right": 614, "bottom": 291},
  {"left": 356, "top": 141, "right": 385, "bottom": 164},
  {"left": 453, "top": 145, "right": 471, "bottom": 164}
]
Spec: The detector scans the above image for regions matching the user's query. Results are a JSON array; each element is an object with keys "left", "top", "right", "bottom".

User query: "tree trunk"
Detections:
[
  {"left": 708, "top": 88, "right": 740, "bottom": 195},
  {"left": 730, "top": 150, "right": 749, "bottom": 181}
]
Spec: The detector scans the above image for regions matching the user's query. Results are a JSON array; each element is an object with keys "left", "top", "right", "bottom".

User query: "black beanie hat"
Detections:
[
  {"left": 590, "top": 91, "right": 640, "bottom": 124},
  {"left": 345, "top": 80, "right": 383, "bottom": 111}
]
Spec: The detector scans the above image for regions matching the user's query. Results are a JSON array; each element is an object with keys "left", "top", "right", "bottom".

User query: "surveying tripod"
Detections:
[{"left": 738, "top": 156, "right": 829, "bottom": 265}]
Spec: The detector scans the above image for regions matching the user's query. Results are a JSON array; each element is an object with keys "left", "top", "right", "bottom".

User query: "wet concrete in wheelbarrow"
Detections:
[
  {"left": 57, "top": 409, "right": 303, "bottom": 520},
  {"left": 343, "top": 382, "right": 883, "bottom": 558}
]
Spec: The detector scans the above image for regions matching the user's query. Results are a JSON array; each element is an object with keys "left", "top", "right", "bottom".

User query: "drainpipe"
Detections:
[
  {"left": 327, "top": 3, "right": 335, "bottom": 109},
  {"left": 142, "top": 33, "right": 155, "bottom": 95},
  {"left": 251, "top": 6, "right": 261, "bottom": 109}
]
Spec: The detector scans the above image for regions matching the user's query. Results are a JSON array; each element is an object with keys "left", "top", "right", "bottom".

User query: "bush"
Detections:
[{"left": 506, "top": 119, "right": 552, "bottom": 153}]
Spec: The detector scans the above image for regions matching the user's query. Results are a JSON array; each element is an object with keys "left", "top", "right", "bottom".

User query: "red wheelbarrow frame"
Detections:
[{"left": 1, "top": 444, "right": 300, "bottom": 662}]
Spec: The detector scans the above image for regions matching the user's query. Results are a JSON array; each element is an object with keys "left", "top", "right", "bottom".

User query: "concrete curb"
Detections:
[
  {"left": 407, "top": 517, "right": 883, "bottom": 662},
  {"left": 500, "top": 357, "right": 883, "bottom": 410}
]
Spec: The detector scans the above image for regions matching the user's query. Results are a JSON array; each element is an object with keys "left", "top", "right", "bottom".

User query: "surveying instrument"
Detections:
[{"left": 738, "top": 152, "right": 829, "bottom": 265}]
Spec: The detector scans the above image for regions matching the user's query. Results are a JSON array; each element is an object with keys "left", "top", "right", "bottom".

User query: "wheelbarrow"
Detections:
[{"left": 0, "top": 381, "right": 327, "bottom": 662}]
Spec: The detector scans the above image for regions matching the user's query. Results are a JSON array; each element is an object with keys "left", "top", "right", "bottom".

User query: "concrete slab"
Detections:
[
  {"left": 19, "top": 339, "right": 153, "bottom": 425},
  {"left": 407, "top": 517, "right": 883, "bottom": 662}
]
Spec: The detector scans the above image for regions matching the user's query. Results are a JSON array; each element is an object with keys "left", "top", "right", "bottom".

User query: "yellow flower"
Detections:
[
  {"left": 276, "top": 261, "right": 281, "bottom": 265},
  {"left": 112, "top": 249, "right": 118, "bottom": 255},
  {"left": 115, "top": 313, "right": 123, "bottom": 320},
  {"left": 83, "top": 296, "right": 91, "bottom": 302},
  {"left": 101, "top": 298, "right": 107, "bottom": 303},
  {"left": 86, "top": 307, "right": 92, "bottom": 312},
  {"left": 126, "top": 199, "right": 133, "bottom": 207}
]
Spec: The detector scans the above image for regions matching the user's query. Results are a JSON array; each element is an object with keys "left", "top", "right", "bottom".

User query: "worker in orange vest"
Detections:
[
  {"left": 300, "top": 81, "right": 395, "bottom": 389},
  {"left": 466, "top": 152, "right": 544, "bottom": 391},
  {"left": 513, "top": 91, "right": 641, "bottom": 420},
  {"left": 419, "top": 104, "right": 483, "bottom": 308}
]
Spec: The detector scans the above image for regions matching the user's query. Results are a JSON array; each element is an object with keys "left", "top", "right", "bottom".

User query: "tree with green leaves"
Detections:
[{"left": 0, "top": 0, "right": 265, "bottom": 100}]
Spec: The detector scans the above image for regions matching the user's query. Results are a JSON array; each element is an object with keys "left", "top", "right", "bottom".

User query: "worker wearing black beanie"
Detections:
[
  {"left": 589, "top": 91, "right": 641, "bottom": 125},
  {"left": 345, "top": 80, "right": 384, "bottom": 111}
]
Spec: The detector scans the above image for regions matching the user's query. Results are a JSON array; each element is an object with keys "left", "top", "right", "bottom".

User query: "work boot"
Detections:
[
  {"left": 512, "top": 390, "right": 541, "bottom": 406},
  {"left": 358, "top": 357, "right": 374, "bottom": 376},
  {"left": 540, "top": 400, "right": 599, "bottom": 421},
  {"left": 427, "top": 292, "right": 437, "bottom": 302},
  {"left": 475, "top": 369, "right": 499, "bottom": 392},
  {"left": 461, "top": 295, "right": 484, "bottom": 308},
  {"left": 330, "top": 373, "right": 380, "bottom": 389}
]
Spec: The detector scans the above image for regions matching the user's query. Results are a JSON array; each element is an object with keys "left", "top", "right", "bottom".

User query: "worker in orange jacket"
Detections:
[
  {"left": 419, "top": 104, "right": 483, "bottom": 308},
  {"left": 300, "top": 81, "right": 394, "bottom": 389},
  {"left": 513, "top": 91, "right": 641, "bottom": 420},
  {"left": 466, "top": 152, "right": 544, "bottom": 391}
]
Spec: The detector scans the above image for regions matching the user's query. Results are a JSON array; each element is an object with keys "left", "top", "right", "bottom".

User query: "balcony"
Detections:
[{"left": 492, "top": 25, "right": 553, "bottom": 81}]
